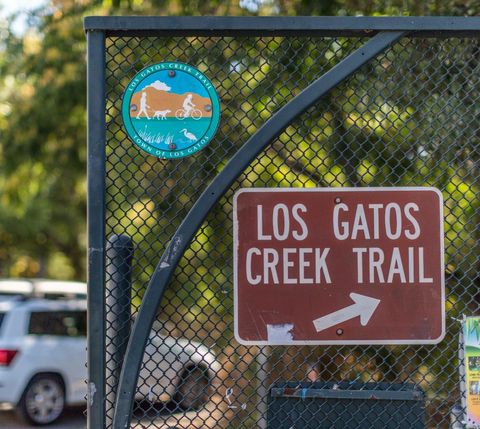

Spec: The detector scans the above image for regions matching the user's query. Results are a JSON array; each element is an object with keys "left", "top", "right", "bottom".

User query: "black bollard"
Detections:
[{"left": 106, "top": 234, "right": 133, "bottom": 427}]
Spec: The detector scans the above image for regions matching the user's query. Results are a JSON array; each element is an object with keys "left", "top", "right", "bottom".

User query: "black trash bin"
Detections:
[{"left": 267, "top": 381, "right": 425, "bottom": 429}]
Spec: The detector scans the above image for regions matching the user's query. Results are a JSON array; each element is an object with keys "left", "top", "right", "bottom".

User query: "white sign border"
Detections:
[{"left": 233, "top": 187, "right": 445, "bottom": 346}]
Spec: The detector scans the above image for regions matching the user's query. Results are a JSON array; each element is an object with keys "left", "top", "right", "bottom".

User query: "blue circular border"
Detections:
[{"left": 121, "top": 62, "right": 220, "bottom": 159}]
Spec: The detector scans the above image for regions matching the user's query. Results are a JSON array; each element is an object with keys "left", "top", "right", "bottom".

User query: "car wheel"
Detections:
[
  {"left": 17, "top": 374, "right": 65, "bottom": 426},
  {"left": 174, "top": 366, "right": 210, "bottom": 410}
]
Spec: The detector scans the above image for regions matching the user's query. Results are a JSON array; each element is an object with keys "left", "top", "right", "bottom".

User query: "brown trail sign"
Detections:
[{"left": 234, "top": 188, "right": 444, "bottom": 345}]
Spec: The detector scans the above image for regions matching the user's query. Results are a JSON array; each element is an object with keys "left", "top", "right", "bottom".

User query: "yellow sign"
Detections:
[{"left": 464, "top": 317, "right": 480, "bottom": 425}]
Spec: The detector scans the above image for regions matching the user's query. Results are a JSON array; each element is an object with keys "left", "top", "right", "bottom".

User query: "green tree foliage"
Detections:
[
  {"left": 0, "top": 1, "right": 92, "bottom": 277},
  {"left": 0, "top": 0, "right": 476, "bottom": 276},
  {"left": 0, "top": 1, "right": 254, "bottom": 278}
]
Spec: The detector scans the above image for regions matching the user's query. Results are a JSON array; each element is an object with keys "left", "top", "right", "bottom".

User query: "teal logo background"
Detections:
[{"left": 121, "top": 62, "right": 221, "bottom": 159}]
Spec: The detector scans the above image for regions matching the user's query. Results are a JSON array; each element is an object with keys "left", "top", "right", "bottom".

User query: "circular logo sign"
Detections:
[{"left": 122, "top": 62, "right": 220, "bottom": 159}]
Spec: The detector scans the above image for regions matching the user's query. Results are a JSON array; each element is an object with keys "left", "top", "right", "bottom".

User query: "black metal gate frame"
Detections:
[{"left": 85, "top": 16, "right": 480, "bottom": 429}]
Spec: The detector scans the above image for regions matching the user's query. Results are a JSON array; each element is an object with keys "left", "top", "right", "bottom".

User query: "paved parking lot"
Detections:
[
  {"left": 0, "top": 407, "right": 84, "bottom": 428},
  {"left": 0, "top": 396, "right": 224, "bottom": 428},
  {"left": 0, "top": 406, "right": 203, "bottom": 428}
]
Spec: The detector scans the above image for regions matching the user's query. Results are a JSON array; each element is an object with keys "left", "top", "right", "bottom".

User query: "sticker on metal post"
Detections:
[{"left": 122, "top": 62, "right": 220, "bottom": 159}]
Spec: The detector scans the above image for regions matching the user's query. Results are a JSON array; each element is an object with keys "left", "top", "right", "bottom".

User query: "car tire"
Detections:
[
  {"left": 174, "top": 366, "right": 210, "bottom": 410},
  {"left": 16, "top": 374, "right": 65, "bottom": 426}
]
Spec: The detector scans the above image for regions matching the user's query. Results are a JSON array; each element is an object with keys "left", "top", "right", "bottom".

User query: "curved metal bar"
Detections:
[{"left": 113, "top": 30, "right": 405, "bottom": 429}]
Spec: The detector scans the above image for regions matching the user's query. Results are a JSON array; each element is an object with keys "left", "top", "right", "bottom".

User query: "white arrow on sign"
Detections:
[{"left": 312, "top": 293, "right": 381, "bottom": 333}]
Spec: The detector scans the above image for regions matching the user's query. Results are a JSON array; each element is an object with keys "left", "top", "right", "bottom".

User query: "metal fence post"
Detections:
[
  {"left": 106, "top": 234, "right": 134, "bottom": 427},
  {"left": 86, "top": 27, "right": 106, "bottom": 429},
  {"left": 256, "top": 347, "right": 269, "bottom": 429}
]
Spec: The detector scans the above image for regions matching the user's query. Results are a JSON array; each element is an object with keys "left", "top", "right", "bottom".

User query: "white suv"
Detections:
[{"left": 0, "top": 298, "right": 218, "bottom": 426}]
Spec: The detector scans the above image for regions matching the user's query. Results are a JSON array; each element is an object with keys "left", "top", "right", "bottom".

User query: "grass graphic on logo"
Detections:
[{"left": 138, "top": 126, "right": 174, "bottom": 145}]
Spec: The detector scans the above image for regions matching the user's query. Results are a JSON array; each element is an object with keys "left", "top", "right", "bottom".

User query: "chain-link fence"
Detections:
[{"left": 86, "top": 17, "right": 480, "bottom": 429}]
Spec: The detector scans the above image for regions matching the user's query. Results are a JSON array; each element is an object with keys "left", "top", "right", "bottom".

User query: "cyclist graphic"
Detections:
[
  {"left": 136, "top": 91, "right": 150, "bottom": 119},
  {"left": 182, "top": 94, "right": 195, "bottom": 118},
  {"left": 176, "top": 94, "right": 202, "bottom": 120}
]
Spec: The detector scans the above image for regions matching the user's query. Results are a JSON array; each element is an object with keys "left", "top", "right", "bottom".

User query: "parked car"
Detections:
[{"left": 0, "top": 297, "right": 219, "bottom": 425}]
